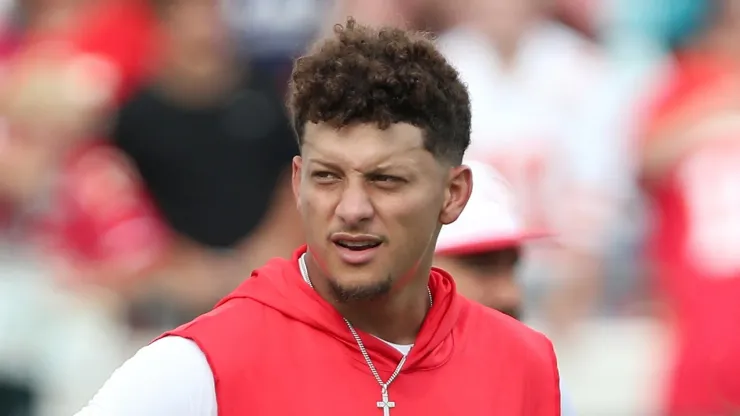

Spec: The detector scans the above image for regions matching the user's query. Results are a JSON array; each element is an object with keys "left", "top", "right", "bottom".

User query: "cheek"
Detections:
[
  {"left": 385, "top": 202, "right": 439, "bottom": 261},
  {"left": 300, "top": 187, "right": 331, "bottom": 219},
  {"left": 299, "top": 191, "right": 326, "bottom": 239},
  {"left": 300, "top": 188, "right": 347, "bottom": 248},
  {"left": 387, "top": 189, "right": 441, "bottom": 233}
]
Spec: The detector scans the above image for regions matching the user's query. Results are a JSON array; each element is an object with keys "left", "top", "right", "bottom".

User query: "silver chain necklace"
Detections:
[{"left": 298, "top": 254, "right": 432, "bottom": 415}]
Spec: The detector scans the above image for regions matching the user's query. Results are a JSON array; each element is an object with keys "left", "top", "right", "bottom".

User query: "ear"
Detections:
[
  {"left": 439, "top": 164, "right": 472, "bottom": 225},
  {"left": 291, "top": 155, "right": 303, "bottom": 210}
]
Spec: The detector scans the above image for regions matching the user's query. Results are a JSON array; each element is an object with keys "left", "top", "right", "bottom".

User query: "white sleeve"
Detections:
[
  {"left": 73, "top": 336, "right": 217, "bottom": 416},
  {"left": 560, "top": 379, "right": 577, "bottom": 416}
]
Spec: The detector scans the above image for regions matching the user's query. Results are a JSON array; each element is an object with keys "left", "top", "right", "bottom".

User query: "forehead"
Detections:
[{"left": 301, "top": 122, "right": 429, "bottom": 168}]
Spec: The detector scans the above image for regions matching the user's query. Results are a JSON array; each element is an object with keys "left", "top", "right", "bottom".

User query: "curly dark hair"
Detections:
[{"left": 288, "top": 18, "right": 471, "bottom": 165}]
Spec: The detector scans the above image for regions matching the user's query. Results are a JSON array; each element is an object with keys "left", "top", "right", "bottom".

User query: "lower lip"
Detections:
[{"left": 333, "top": 243, "right": 380, "bottom": 265}]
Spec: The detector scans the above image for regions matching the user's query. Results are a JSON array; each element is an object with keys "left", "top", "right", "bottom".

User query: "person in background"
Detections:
[
  {"left": 638, "top": 0, "right": 740, "bottom": 414},
  {"left": 0, "top": 0, "right": 164, "bottom": 287},
  {"left": 0, "top": 1, "right": 165, "bottom": 413},
  {"left": 434, "top": 160, "right": 575, "bottom": 416},
  {"left": 436, "top": 0, "right": 613, "bottom": 334},
  {"left": 112, "top": 0, "right": 301, "bottom": 313},
  {"left": 434, "top": 161, "right": 543, "bottom": 320}
]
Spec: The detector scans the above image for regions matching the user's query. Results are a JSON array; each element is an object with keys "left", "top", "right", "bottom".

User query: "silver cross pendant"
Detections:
[{"left": 376, "top": 386, "right": 396, "bottom": 416}]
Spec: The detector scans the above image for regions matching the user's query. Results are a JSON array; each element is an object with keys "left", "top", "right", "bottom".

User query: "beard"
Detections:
[{"left": 327, "top": 274, "right": 394, "bottom": 303}]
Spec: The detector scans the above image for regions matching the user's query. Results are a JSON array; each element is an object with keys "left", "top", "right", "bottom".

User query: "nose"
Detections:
[{"left": 335, "top": 180, "right": 374, "bottom": 226}]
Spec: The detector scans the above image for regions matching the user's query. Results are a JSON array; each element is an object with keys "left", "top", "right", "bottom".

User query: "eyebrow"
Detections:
[
  {"left": 370, "top": 165, "right": 415, "bottom": 176},
  {"left": 308, "top": 158, "right": 415, "bottom": 174},
  {"left": 307, "top": 158, "right": 343, "bottom": 171}
]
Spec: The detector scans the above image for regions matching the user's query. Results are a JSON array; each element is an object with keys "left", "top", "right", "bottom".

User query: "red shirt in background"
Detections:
[
  {"left": 53, "top": 0, "right": 167, "bottom": 282},
  {"left": 640, "top": 53, "right": 740, "bottom": 415},
  {"left": 41, "top": 141, "right": 169, "bottom": 286},
  {"left": 70, "top": 0, "right": 160, "bottom": 102}
]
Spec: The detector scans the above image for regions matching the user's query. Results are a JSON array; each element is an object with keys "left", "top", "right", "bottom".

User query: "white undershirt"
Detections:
[{"left": 378, "top": 339, "right": 412, "bottom": 355}]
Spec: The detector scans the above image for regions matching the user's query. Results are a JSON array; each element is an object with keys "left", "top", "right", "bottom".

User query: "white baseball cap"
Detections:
[{"left": 435, "top": 161, "right": 548, "bottom": 256}]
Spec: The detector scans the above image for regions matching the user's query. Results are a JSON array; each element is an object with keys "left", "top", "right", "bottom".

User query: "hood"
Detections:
[{"left": 215, "top": 246, "right": 464, "bottom": 373}]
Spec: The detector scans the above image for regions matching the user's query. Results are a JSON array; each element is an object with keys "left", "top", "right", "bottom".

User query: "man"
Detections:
[
  {"left": 75, "top": 18, "right": 561, "bottom": 415},
  {"left": 112, "top": 0, "right": 301, "bottom": 312},
  {"left": 638, "top": 1, "right": 740, "bottom": 414},
  {"left": 433, "top": 161, "right": 544, "bottom": 320},
  {"left": 433, "top": 161, "right": 575, "bottom": 415}
]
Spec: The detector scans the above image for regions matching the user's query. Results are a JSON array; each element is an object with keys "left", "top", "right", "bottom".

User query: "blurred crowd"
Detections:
[{"left": 0, "top": 0, "right": 737, "bottom": 415}]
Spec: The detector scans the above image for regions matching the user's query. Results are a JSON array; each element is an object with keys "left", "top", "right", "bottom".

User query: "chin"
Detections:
[{"left": 326, "top": 274, "right": 394, "bottom": 303}]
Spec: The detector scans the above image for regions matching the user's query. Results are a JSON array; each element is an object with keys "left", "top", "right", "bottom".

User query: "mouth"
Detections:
[
  {"left": 333, "top": 239, "right": 382, "bottom": 251},
  {"left": 330, "top": 235, "right": 383, "bottom": 265}
]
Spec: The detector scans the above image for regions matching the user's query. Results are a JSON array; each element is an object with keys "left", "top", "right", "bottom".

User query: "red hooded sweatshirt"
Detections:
[{"left": 160, "top": 247, "right": 561, "bottom": 415}]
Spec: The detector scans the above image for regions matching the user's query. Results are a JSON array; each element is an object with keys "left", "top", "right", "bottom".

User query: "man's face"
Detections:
[
  {"left": 434, "top": 248, "right": 522, "bottom": 319},
  {"left": 161, "top": 0, "right": 229, "bottom": 76},
  {"left": 292, "top": 122, "right": 471, "bottom": 302}
]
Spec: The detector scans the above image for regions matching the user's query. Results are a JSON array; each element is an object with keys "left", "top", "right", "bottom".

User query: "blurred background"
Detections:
[{"left": 0, "top": 0, "right": 738, "bottom": 415}]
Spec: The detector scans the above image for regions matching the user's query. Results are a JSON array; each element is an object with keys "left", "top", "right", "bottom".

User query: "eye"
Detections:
[
  {"left": 370, "top": 174, "right": 405, "bottom": 185},
  {"left": 375, "top": 175, "right": 396, "bottom": 182},
  {"left": 312, "top": 171, "right": 339, "bottom": 183}
]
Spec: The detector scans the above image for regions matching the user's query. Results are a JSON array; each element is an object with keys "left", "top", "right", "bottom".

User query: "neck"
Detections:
[{"left": 305, "top": 254, "right": 432, "bottom": 345}]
